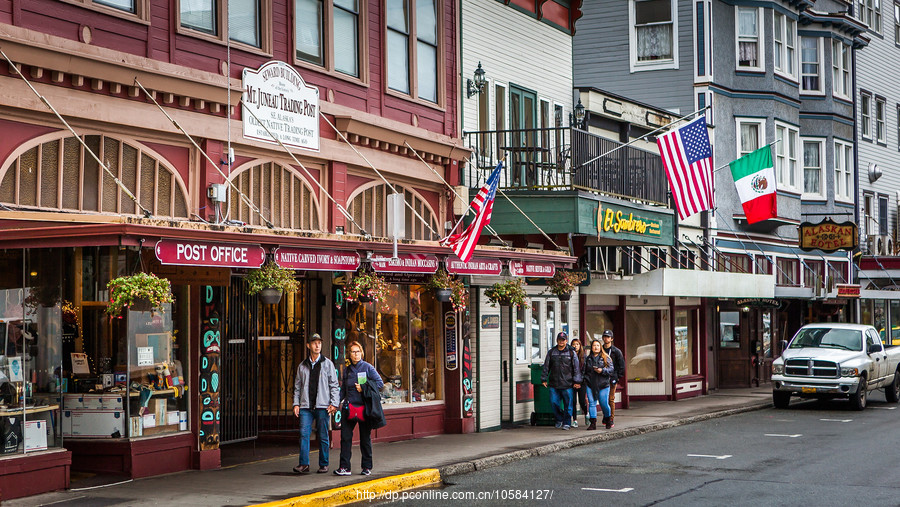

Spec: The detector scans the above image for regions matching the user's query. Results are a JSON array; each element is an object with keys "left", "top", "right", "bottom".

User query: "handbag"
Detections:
[{"left": 347, "top": 402, "right": 365, "bottom": 421}]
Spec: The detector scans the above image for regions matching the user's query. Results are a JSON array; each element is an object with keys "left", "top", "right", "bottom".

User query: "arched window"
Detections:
[
  {"left": 228, "top": 161, "right": 321, "bottom": 231},
  {"left": 347, "top": 183, "right": 440, "bottom": 240},
  {"left": 0, "top": 134, "right": 188, "bottom": 218}
]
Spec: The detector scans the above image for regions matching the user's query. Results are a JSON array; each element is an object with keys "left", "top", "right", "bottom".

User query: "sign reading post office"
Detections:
[{"left": 243, "top": 61, "right": 320, "bottom": 151}]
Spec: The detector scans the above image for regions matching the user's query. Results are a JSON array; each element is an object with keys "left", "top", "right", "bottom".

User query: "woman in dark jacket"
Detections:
[
  {"left": 582, "top": 339, "right": 615, "bottom": 430},
  {"left": 334, "top": 341, "right": 384, "bottom": 476},
  {"left": 570, "top": 338, "right": 588, "bottom": 427}
]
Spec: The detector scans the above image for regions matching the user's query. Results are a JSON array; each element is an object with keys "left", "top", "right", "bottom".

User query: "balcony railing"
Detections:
[{"left": 462, "top": 127, "right": 668, "bottom": 205}]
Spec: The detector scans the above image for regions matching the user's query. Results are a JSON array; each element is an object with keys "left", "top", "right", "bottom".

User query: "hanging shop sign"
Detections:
[
  {"left": 836, "top": 284, "right": 860, "bottom": 298},
  {"left": 274, "top": 247, "right": 360, "bottom": 271},
  {"left": 446, "top": 257, "right": 503, "bottom": 276},
  {"left": 510, "top": 260, "right": 555, "bottom": 278},
  {"left": 595, "top": 198, "right": 673, "bottom": 246},
  {"left": 371, "top": 254, "right": 439, "bottom": 274},
  {"left": 735, "top": 298, "right": 781, "bottom": 309},
  {"left": 445, "top": 312, "right": 458, "bottom": 370},
  {"left": 799, "top": 219, "right": 858, "bottom": 253},
  {"left": 155, "top": 240, "right": 265, "bottom": 268},
  {"left": 242, "top": 60, "right": 320, "bottom": 151}
]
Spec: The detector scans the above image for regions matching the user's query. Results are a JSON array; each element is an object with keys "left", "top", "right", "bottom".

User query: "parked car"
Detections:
[{"left": 771, "top": 323, "right": 900, "bottom": 410}]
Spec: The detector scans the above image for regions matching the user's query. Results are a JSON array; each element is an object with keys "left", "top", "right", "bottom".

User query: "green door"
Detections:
[{"left": 508, "top": 85, "right": 538, "bottom": 187}]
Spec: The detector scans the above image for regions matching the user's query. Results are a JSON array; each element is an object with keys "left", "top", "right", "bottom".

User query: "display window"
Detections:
[
  {"left": 345, "top": 284, "right": 442, "bottom": 404},
  {"left": 626, "top": 310, "right": 659, "bottom": 381},
  {"left": 674, "top": 309, "right": 697, "bottom": 377}
]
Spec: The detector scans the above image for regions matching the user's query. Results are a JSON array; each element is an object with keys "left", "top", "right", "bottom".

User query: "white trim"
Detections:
[
  {"left": 800, "top": 137, "right": 824, "bottom": 200},
  {"left": 834, "top": 139, "right": 854, "bottom": 203},
  {"left": 875, "top": 96, "right": 886, "bottom": 143},
  {"left": 831, "top": 40, "right": 851, "bottom": 100},
  {"left": 773, "top": 11, "right": 799, "bottom": 82},
  {"left": 735, "top": 6, "right": 764, "bottom": 72},
  {"left": 629, "top": 0, "right": 679, "bottom": 72},
  {"left": 775, "top": 121, "right": 800, "bottom": 193},
  {"left": 799, "top": 36, "right": 824, "bottom": 96},
  {"left": 861, "top": 91, "right": 873, "bottom": 140},
  {"left": 735, "top": 117, "right": 766, "bottom": 158}
]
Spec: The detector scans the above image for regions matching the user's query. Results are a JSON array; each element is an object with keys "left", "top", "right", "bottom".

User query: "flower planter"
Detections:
[
  {"left": 556, "top": 292, "right": 571, "bottom": 301},
  {"left": 258, "top": 288, "right": 284, "bottom": 305},
  {"left": 357, "top": 294, "right": 373, "bottom": 303},
  {"left": 129, "top": 297, "right": 154, "bottom": 312},
  {"left": 498, "top": 299, "right": 512, "bottom": 307},
  {"left": 435, "top": 288, "right": 452, "bottom": 302}
]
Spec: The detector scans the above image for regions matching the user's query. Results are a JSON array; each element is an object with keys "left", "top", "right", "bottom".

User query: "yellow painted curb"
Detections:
[{"left": 250, "top": 468, "right": 442, "bottom": 507}]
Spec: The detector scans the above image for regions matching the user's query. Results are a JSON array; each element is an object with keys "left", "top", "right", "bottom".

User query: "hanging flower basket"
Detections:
[
  {"left": 484, "top": 279, "right": 528, "bottom": 309},
  {"left": 547, "top": 270, "right": 586, "bottom": 301},
  {"left": 427, "top": 269, "right": 468, "bottom": 312},
  {"left": 346, "top": 271, "right": 391, "bottom": 311},
  {"left": 246, "top": 262, "right": 300, "bottom": 304},
  {"left": 106, "top": 273, "right": 174, "bottom": 317}
]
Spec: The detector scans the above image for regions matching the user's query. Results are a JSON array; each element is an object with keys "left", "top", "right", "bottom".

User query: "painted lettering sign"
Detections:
[
  {"left": 242, "top": 61, "right": 320, "bottom": 151},
  {"left": 836, "top": 284, "right": 860, "bottom": 298},
  {"left": 371, "top": 254, "right": 439, "bottom": 273},
  {"left": 481, "top": 314, "right": 500, "bottom": 329},
  {"left": 331, "top": 273, "right": 347, "bottom": 430},
  {"left": 446, "top": 257, "right": 503, "bottom": 276},
  {"left": 155, "top": 240, "right": 265, "bottom": 268},
  {"left": 445, "top": 312, "right": 458, "bottom": 370},
  {"left": 510, "top": 261, "right": 555, "bottom": 278},
  {"left": 462, "top": 318, "right": 473, "bottom": 418},
  {"left": 799, "top": 219, "right": 858, "bottom": 253},
  {"left": 596, "top": 202, "right": 662, "bottom": 238},
  {"left": 199, "top": 285, "right": 222, "bottom": 450},
  {"left": 274, "top": 248, "right": 361, "bottom": 271}
]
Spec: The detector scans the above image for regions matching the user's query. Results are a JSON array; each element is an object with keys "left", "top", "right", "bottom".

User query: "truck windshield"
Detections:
[{"left": 789, "top": 328, "right": 862, "bottom": 351}]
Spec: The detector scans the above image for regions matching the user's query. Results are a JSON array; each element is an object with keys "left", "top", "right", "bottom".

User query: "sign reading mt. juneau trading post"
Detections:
[{"left": 243, "top": 61, "right": 319, "bottom": 151}]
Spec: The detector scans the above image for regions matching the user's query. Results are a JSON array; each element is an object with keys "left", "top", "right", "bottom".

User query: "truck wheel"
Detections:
[
  {"left": 886, "top": 370, "right": 900, "bottom": 403},
  {"left": 850, "top": 377, "right": 867, "bottom": 411},
  {"left": 773, "top": 391, "right": 791, "bottom": 409}
]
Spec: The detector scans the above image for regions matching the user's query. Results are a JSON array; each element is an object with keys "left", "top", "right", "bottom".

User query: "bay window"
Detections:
[
  {"left": 737, "top": 7, "right": 762, "bottom": 70},
  {"left": 774, "top": 12, "right": 797, "bottom": 79},
  {"left": 800, "top": 37, "right": 822, "bottom": 92},
  {"left": 834, "top": 140, "right": 854, "bottom": 202},
  {"left": 802, "top": 138, "right": 823, "bottom": 198},
  {"left": 832, "top": 41, "right": 850, "bottom": 99}
]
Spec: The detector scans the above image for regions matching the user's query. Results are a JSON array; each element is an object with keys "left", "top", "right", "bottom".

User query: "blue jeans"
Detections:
[
  {"left": 586, "top": 386, "right": 611, "bottom": 419},
  {"left": 298, "top": 408, "right": 331, "bottom": 467},
  {"left": 548, "top": 387, "right": 573, "bottom": 425}
]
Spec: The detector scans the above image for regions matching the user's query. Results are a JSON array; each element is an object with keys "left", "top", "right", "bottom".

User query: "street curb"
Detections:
[
  {"left": 439, "top": 400, "right": 772, "bottom": 477},
  {"left": 251, "top": 469, "right": 441, "bottom": 506}
]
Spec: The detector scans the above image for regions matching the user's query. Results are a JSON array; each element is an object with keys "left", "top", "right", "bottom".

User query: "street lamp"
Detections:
[
  {"left": 574, "top": 99, "right": 586, "bottom": 128},
  {"left": 466, "top": 62, "right": 486, "bottom": 99}
]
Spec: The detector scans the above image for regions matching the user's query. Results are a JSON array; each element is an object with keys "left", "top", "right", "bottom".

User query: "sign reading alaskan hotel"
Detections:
[
  {"left": 799, "top": 219, "right": 858, "bottom": 253},
  {"left": 243, "top": 61, "right": 320, "bottom": 151},
  {"left": 595, "top": 200, "right": 672, "bottom": 246}
]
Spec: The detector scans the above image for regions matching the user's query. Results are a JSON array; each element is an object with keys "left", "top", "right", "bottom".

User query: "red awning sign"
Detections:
[
  {"left": 274, "top": 248, "right": 361, "bottom": 271},
  {"left": 155, "top": 239, "right": 265, "bottom": 268},
  {"left": 447, "top": 257, "right": 503, "bottom": 276},
  {"left": 371, "top": 254, "right": 439, "bottom": 273},
  {"left": 510, "top": 260, "right": 555, "bottom": 278}
]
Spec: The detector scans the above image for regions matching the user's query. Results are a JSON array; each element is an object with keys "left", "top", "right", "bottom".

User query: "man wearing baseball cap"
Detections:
[
  {"left": 601, "top": 330, "right": 625, "bottom": 429},
  {"left": 541, "top": 331, "right": 582, "bottom": 430},
  {"left": 292, "top": 333, "right": 340, "bottom": 474}
]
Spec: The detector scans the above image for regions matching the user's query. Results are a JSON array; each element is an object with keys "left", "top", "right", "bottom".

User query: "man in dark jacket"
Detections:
[
  {"left": 602, "top": 329, "right": 626, "bottom": 428},
  {"left": 541, "top": 332, "right": 582, "bottom": 430}
]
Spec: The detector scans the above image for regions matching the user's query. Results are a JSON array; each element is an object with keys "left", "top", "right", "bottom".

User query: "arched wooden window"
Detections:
[
  {"left": 0, "top": 134, "right": 188, "bottom": 218},
  {"left": 347, "top": 183, "right": 440, "bottom": 240},
  {"left": 228, "top": 161, "right": 321, "bottom": 230}
]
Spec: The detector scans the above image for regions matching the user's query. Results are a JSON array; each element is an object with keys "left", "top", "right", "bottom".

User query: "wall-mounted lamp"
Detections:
[
  {"left": 466, "top": 62, "right": 486, "bottom": 99},
  {"left": 574, "top": 98, "right": 586, "bottom": 128}
]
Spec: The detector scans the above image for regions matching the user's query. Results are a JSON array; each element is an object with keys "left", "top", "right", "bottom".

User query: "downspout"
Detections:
[{"left": 852, "top": 39, "right": 860, "bottom": 323}]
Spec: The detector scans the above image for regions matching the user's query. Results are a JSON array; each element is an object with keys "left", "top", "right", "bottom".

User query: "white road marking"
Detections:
[
  {"left": 871, "top": 406, "right": 897, "bottom": 410},
  {"left": 582, "top": 487, "right": 634, "bottom": 493},
  {"left": 819, "top": 418, "right": 852, "bottom": 423},
  {"left": 765, "top": 433, "right": 802, "bottom": 438},
  {"left": 687, "top": 454, "right": 732, "bottom": 460}
]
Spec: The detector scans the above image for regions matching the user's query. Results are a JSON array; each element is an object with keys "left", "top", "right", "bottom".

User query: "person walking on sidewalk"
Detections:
[
  {"left": 292, "top": 333, "right": 340, "bottom": 475},
  {"left": 602, "top": 329, "right": 626, "bottom": 429},
  {"left": 583, "top": 339, "right": 615, "bottom": 430},
  {"left": 334, "top": 341, "right": 384, "bottom": 477},
  {"left": 541, "top": 332, "right": 582, "bottom": 430},
  {"left": 570, "top": 338, "right": 587, "bottom": 428}
]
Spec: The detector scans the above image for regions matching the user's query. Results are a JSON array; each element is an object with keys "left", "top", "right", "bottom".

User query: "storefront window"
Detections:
[
  {"left": 861, "top": 299, "right": 873, "bottom": 328},
  {"left": 515, "top": 305, "right": 527, "bottom": 363},
  {"left": 873, "top": 300, "right": 887, "bottom": 337},
  {"left": 561, "top": 302, "right": 569, "bottom": 336},
  {"left": 762, "top": 311, "right": 773, "bottom": 358},
  {"left": 890, "top": 301, "right": 900, "bottom": 346},
  {"left": 674, "top": 309, "right": 695, "bottom": 377},
  {"left": 545, "top": 301, "right": 556, "bottom": 353},
  {"left": 345, "top": 284, "right": 443, "bottom": 404},
  {"left": 720, "top": 311, "right": 741, "bottom": 348},
  {"left": 627, "top": 310, "right": 658, "bottom": 381},
  {"left": 584, "top": 310, "right": 614, "bottom": 345},
  {"left": 530, "top": 301, "right": 541, "bottom": 362}
]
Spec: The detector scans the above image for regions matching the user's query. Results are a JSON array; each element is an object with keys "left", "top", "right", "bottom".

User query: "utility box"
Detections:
[{"left": 386, "top": 193, "right": 406, "bottom": 240}]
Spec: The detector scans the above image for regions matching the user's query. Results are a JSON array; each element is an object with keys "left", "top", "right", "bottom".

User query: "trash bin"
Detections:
[{"left": 529, "top": 363, "right": 559, "bottom": 426}]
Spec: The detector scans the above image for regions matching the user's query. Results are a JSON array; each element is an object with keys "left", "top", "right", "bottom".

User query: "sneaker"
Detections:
[
  {"left": 333, "top": 468, "right": 351, "bottom": 476},
  {"left": 293, "top": 465, "right": 310, "bottom": 474},
  {"left": 317, "top": 466, "right": 329, "bottom": 474},
  {"left": 555, "top": 422, "right": 562, "bottom": 429},
  {"left": 360, "top": 468, "right": 372, "bottom": 476},
  {"left": 605, "top": 421, "right": 613, "bottom": 429},
  {"left": 571, "top": 420, "right": 578, "bottom": 428},
  {"left": 562, "top": 425, "right": 571, "bottom": 430}
]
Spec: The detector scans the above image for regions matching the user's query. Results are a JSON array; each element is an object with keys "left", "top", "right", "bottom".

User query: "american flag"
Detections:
[
  {"left": 443, "top": 162, "right": 502, "bottom": 263},
  {"left": 656, "top": 116, "right": 714, "bottom": 220}
]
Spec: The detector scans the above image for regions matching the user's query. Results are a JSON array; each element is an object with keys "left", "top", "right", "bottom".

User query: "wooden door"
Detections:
[{"left": 717, "top": 309, "right": 750, "bottom": 388}]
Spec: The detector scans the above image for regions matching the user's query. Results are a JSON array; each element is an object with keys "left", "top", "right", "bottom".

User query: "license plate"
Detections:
[{"left": 801, "top": 387, "right": 816, "bottom": 394}]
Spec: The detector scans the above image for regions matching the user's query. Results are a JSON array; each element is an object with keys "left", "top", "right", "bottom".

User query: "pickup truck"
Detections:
[{"left": 771, "top": 323, "right": 900, "bottom": 410}]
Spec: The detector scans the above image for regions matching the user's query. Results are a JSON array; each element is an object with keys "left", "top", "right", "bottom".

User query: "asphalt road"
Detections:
[{"left": 371, "top": 392, "right": 900, "bottom": 506}]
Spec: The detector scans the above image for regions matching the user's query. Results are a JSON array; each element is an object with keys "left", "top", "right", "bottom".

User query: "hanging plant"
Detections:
[
  {"left": 484, "top": 279, "right": 528, "bottom": 308},
  {"left": 106, "top": 273, "right": 174, "bottom": 317},
  {"left": 427, "top": 269, "right": 468, "bottom": 313},
  {"left": 246, "top": 262, "right": 300, "bottom": 304},
  {"left": 345, "top": 270, "right": 391, "bottom": 311},
  {"left": 547, "top": 270, "right": 587, "bottom": 301}
]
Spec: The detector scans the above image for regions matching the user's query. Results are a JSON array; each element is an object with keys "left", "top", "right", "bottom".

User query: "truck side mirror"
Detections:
[
  {"left": 780, "top": 340, "right": 788, "bottom": 353},
  {"left": 867, "top": 344, "right": 882, "bottom": 354}
]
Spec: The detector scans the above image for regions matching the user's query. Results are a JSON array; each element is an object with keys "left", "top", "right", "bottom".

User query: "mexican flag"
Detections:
[{"left": 729, "top": 145, "right": 777, "bottom": 224}]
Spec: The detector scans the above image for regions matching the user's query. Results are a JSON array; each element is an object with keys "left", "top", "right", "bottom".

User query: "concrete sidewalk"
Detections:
[{"left": 12, "top": 388, "right": 772, "bottom": 507}]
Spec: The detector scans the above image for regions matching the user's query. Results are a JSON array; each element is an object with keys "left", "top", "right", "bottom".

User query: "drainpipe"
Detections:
[{"left": 851, "top": 41, "right": 860, "bottom": 323}]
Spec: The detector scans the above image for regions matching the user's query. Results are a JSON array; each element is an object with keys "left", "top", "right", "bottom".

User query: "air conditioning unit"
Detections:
[
  {"left": 867, "top": 235, "right": 883, "bottom": 256},
  {"left": 882, "top": 235, "right": 895, "bottom": 256}
]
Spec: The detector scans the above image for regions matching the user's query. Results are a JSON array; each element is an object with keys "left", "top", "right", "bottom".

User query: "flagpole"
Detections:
[
  {"left": 578, "top": 105, "right": 709, "bottom": 169},
  {"left": 712, "top": 139, "right": 781, "bottom": 173}
]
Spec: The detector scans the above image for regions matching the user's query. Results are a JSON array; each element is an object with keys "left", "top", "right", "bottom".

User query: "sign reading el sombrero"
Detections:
[{"left": 799, "top": 219, "right": 858, "bottom": 253}]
